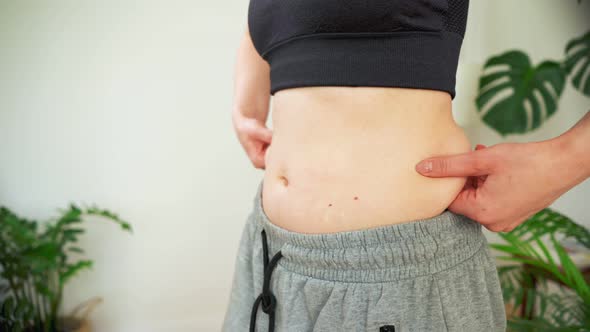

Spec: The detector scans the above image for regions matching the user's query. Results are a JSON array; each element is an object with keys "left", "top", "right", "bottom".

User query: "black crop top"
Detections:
[{"left": 248, "top": 0, "right": 469, "bottom": 99}]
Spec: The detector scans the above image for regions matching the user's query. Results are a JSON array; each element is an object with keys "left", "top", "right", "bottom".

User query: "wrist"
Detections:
[
  {"left": 232, "top": 108, "right": 244, "bottom": 127},
  {"left": 232, "top": 106, "right": 268, "bottom": 127},
  {"left": 550, "top": 130, "right": 590, "bottom": 183}
]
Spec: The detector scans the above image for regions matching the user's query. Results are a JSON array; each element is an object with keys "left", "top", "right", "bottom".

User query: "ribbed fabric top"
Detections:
[{"left": 248, "top": 0, "right": 470, "bottom": 99}]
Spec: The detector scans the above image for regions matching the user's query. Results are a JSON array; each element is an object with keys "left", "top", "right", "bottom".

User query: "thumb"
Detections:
[
  {"left": 446, "top": 187, "right": 486, "bottom": 221},
  {"left": 415, "top": 147, "right": 495, "bottom": 177},
  {"left": 252, "top": 126, "right": 273, "bottom": 144}
]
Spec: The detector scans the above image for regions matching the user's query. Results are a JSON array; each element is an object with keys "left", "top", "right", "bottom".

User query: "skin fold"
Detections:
[{"left": 415, "top": 111, "right": 590, "bottom": 232}]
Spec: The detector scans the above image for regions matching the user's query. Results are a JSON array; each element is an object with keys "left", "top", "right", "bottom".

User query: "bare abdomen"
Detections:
[{"left": 262, "top": 86, "right": 471, "bottom": 234}]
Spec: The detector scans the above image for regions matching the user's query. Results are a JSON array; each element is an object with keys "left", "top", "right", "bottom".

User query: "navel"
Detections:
[{"left": 278, "top": 175, "right": 289, "bottom": 187}]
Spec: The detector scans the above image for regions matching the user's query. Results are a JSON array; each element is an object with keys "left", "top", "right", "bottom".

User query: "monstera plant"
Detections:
[
  {"left": 475, "top": 3, "right": 590, "bottom": 330},
  {"left": 476, "top": 30, "right": 590, "bottom": 136},
  {"left": 566, "top": 31, "right": 590, "bottom": 96}
]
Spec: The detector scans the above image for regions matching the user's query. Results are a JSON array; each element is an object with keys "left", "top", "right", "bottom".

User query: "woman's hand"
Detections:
[
  {"left": 231, "top": 26, "right": 272, "bottom": 170},
  {"left": 232, "top": 111, "right": 273, "bottom": 170},
  {"left": 414, "top": 138, "right": 589, "bottom": 233}
]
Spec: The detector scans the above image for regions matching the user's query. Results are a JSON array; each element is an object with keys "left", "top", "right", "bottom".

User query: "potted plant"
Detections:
[
  {"left": 473, "top": 3, "right": 590, "bottom": 328},
  {"left": 490, "top": 208, "right": 590, "bottom": 330},
  {"left": 0, "top": 203, "right": 131, "bottom": 332}
]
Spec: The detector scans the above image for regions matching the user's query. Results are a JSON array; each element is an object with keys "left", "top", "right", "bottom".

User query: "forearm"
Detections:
[
  {"left": 551, "top": 110, "right": 590, "bottom": 184},
  {"left": 232, "top": 26, "right": 271, "bottom": 126}
]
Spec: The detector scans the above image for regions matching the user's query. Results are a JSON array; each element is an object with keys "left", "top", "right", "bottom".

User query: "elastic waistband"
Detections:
[{"left": 253, "top": 179, "right": 487, "bottom": 283}]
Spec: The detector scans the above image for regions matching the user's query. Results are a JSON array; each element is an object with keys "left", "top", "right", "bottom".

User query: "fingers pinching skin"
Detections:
[
  {"left": 253, "top": 126, "right": 273, "bottom": 144},
  {"left": 418, "top": 139, "right": 586, "bottom": 233},
  {"left": 233, "top": 114, "right": 273, "bottom": 170},
  {"left": 415, "top": 146, "right": 496, "bottom": 177},
  {"left": 474, "top": 144, "right": 488, "bottom": 184}
]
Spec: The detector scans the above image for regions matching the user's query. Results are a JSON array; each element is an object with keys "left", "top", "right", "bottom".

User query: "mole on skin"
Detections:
[
  {"left": 329, "top": 196, "right": 358, "bottom": 207},
  {"left": 280, "top": 175, "right": 357, "bottom": 207}
]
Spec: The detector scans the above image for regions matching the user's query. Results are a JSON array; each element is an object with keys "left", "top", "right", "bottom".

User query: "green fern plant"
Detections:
[
  {"left": 490, "top": 208, "right": 590, "bottom": 331},
  {"left": 0, "top": 204, "right": 132, "bottom": 332}
]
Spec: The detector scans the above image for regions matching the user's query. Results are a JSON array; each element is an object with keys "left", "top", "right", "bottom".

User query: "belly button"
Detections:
[{"left": 278, "top": 175, "right": 289, "bottom": 187}]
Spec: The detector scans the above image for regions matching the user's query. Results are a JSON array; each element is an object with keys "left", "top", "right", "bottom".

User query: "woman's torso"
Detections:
[{"left": 262, "top": 86, "right": 472, "bottom": 234}]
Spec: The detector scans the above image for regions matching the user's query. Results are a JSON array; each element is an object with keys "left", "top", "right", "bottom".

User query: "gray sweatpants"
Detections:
[{"left": 222, "top": 179, "right": 507, "bottom": 332}]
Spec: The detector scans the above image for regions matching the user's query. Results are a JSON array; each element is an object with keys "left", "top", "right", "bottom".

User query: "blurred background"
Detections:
[{"left": 0, "top": 0, "right": 589, "bottom": 331}]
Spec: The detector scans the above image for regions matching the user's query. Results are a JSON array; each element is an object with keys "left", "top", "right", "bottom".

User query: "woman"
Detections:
[{"left": 223, "top": 0, "right": 507, "bottom": 331}]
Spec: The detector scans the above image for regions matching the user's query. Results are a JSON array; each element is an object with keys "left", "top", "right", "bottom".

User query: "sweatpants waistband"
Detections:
[{"left": 253, "top": 179, "right": 487, "bottom": 283}]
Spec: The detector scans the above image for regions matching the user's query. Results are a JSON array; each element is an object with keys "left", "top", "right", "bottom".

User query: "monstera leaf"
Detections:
[
  {"left": 475, "top": 50, "right": 566, "bottom": 136},
  {"left": 565, "top": 30, "right": 590, "bottom": 96}
]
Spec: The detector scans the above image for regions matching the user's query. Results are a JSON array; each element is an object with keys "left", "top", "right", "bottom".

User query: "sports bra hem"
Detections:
[{"left": 260, "top": 30, "right": 463, "bottom": 59}]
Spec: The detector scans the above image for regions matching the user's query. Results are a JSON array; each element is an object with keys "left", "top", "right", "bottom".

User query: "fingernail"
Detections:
[{"left": 417, "top": 161, "right": 432, "bottom": 173}]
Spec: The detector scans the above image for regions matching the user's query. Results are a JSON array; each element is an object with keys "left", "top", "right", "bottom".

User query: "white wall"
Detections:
[{"left": 0, "top": 1, "right": 588, "bottom": 331}]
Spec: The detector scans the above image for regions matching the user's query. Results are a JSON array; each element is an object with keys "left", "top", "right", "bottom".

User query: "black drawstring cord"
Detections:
[{"left": 250, "top": 229, "right": 283, "bottom": 332}]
